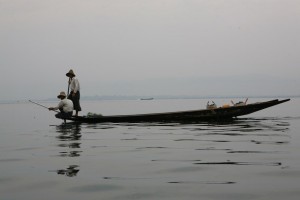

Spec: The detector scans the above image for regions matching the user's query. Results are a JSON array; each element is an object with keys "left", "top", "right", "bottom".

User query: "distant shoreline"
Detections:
[{"left": 1, "top": 95, "right": 299, "bottom": 104}]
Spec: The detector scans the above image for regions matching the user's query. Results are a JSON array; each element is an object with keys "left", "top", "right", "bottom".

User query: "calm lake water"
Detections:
[{"left": 1, "top": 98, "right": 300, "bottom": 200}]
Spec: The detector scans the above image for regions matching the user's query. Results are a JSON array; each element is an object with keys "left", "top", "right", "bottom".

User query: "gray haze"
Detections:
[{"left": 1, "top": 0, "right": 299, "bottom": 101}]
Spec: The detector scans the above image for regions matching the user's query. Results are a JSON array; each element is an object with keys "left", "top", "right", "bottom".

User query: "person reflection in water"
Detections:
[
  {"left": 55, "top": 124, "right": 82, "bottom": 177},
  {"left": 48, "top": 91, "right": 73, "bottom": 120},
  {"left": 57, "top": 165, "right": 80, "bottom": 177}
]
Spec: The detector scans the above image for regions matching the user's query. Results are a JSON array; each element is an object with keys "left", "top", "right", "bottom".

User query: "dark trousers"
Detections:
[
  {"left": 68, "top": 91, "right": 82, "bottom": 111},
  {"left": 55, "top": 110, "right": 73, "bottom": 119}
]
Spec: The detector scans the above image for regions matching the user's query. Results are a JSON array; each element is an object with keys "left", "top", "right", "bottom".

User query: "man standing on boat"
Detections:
[
  {"left": 66, "top": 69, "right": 82, "bottom": 116},
  {"left": 49, "top": 91, "right": 74, "bottom": 119}
]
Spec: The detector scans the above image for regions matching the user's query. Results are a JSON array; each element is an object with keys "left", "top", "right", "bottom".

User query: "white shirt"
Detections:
[
  {"left": 69, "top": 77, "right": 80, "bottom": 93},
  {"left": 54, "top": 98, "right": 74, "bottom": 113}
]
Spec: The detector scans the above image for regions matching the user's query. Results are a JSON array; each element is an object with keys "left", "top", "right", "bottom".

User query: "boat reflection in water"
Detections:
[{"left": 54, "top": 123, "right": 82, "bottom": 177}]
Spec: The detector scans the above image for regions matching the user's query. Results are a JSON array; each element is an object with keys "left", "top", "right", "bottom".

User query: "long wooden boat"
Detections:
[{"left": 63, "top": 99, "right": 290, "bottom": 123}]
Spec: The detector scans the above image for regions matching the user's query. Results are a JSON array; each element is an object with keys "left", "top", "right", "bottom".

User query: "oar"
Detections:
[
  {"left": 67, "top": 77, "right": 71, "bottom": 96},
  {"left": 29, "top": 100, "right": 59, "bottom": 113}
]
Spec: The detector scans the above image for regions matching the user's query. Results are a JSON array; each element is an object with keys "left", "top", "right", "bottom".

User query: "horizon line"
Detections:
[{"left": 1, "top": 94, "right": 298, "bottom": 104}]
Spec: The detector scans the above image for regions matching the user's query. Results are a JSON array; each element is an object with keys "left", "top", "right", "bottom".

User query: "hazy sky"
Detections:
[{"left": 1, "top": 0, "right": 299, "bottom": 100}]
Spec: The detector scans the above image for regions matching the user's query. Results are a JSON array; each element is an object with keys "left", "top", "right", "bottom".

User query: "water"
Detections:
[{"left": 1, "top": 98, "right": 300, "bottom": 200}]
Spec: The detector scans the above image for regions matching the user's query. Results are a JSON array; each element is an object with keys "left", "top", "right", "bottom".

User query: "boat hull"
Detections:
[{"left": 63, "top": 99, "right": 290, "bottom": 123}]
